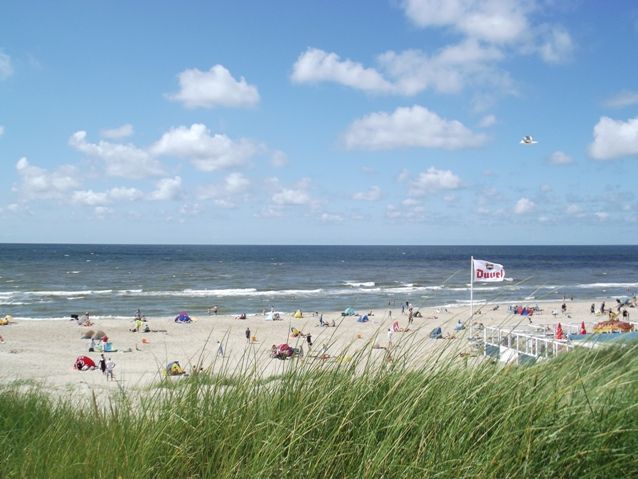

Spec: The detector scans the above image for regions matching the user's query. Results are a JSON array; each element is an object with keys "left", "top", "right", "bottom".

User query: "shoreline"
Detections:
[{"left": 0, "top": 297, "right": 634, "bottom": 397}]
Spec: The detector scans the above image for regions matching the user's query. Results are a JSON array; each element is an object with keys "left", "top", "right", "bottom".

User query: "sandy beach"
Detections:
[{"left": 0, "top": 298, "right": 623, "bottom": 397}]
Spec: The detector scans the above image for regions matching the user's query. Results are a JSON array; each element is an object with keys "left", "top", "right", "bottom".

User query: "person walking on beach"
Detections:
[
  {"left": 408, "top": 308, "right": 414, "bottom": 326},
  {"left": 306, "top": 333, "right": 312, "bottom": 347},
  {"left": 245, "top": 327, "right": 251, "bottom": 344},
  {"left": 99, "top": 354, "right": 106, "bottom": 375},
  {"left": 387, "top": 328, "right": 393, "bottom": 344},
  {"left": 217, "top": 341, "right": 224, "bottom": 357},
  {"left": 105, "top": 357, "right": 115, "bottom": 381}
]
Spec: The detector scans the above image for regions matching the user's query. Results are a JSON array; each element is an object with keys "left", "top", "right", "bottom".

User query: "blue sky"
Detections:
[{"left": 1, "top": 0, "right": 637, "bottom": 245}]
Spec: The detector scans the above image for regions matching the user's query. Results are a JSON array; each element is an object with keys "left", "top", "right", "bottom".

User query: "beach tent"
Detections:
[
  {"left": 356, "top": 315, "right": 369, "bottom": 323},
  {"left": 294, "top": 310, "right": 303, "bottom": 319},
  {"left": 74, "top": 355, "right": 96, "bottom": 370},
  {"left": 175, "top": 311, "right": 192, "bottom": 323},
  {"left": 429, "top": 327, "right": 443, "bottom": 339},
  {"left": 165, "top": 361, "right": 186, "bottom": 376},
  {"left": 343, "top": 307, "right": 356, "bottom": 316}
]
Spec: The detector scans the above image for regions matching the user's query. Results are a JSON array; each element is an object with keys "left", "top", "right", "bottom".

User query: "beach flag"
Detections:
[{"left": 472, "top": 258, "right": 506, "bottom": 282}]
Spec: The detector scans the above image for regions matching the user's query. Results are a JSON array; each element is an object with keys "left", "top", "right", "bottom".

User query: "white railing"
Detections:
[{"left": 484, "top": 326, "right": 575, "bottom": 360}]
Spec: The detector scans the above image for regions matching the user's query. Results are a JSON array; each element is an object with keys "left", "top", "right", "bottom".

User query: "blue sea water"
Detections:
[{"left": 0, "top": 244, "right": 637, "bottom": 320}]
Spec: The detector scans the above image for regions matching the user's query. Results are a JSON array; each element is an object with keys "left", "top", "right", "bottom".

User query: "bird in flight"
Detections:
[{"left": 520, "top": 135, "right": 538, "bottom": 145}]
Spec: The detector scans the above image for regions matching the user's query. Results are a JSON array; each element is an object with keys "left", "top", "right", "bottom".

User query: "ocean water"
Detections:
[{"left": 0, "top": 244, "right": 637, "bottom": 320}]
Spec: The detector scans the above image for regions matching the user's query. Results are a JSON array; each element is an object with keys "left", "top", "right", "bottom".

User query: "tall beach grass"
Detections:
[{"left": 1, "top": 339, "right": 637, "bottom": 478}]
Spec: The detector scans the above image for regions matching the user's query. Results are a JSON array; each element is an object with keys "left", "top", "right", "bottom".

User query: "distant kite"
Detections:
[{"left": 520, "top": 135, "right": 538, "bottom": 145}]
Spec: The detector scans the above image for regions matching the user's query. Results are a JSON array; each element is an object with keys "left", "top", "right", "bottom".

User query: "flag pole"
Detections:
[{"left": 470, "top": 256, "right": 474, "bottom": 336}]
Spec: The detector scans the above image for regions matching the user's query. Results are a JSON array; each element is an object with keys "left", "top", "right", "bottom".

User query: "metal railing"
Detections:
[{"left": 484, "top": 326, "right": 575, "bottom": 360}]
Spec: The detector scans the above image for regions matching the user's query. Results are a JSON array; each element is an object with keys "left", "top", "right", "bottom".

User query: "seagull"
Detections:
[{"left": 520, "top": 135, "right": 538, "bottom": 145}]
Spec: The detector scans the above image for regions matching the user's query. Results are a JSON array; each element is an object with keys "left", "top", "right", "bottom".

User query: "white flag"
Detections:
[{"left": 473, "top": 259, "right": 505, "bottom": 282}]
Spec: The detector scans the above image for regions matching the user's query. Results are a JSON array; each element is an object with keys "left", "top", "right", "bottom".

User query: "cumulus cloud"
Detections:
[
  {"left": 478, "top": 114, "right": 496, "bottom": 127},
  {"left": 0, "top": 125, "right": 4, "bottom": 137},
  {"left": 514, "top": 197, "right": 535, "bottom": 214},
  {"left": 292, "top": 42, "right": 509, "bottom": 96},
  {"left": 603, "top": 90, "right": 638, "bottom": 109},
  {"left": 566, "top": 204, "right": 583, "bottom": 216},
  {"left": 15, "top": 157, "right": 79, "bottom": 200},
  {"left": 70, "top": 186, "right": 143, "bottom": 206},
  {"left": 320, "top": 212, "right": 344, "bottom": 223},
  {"left": 589, "top": 116, "right": 638, "bottom": 160},
  {"left": 198, "top": 172, "right": 251, "bottom": 207},
  {"left": 538, "top": 26, "right": 574, "bottom": 64},
  {"left": 150, "top": 176, "right": 182, "bottom": 201},
  {"left": 69, "top": 131, "right": 164, "bottom": 178},
  {"left": 409, "top": 167, "right": 461, "bottom": 196},
  {"left": 0, "top": 50, "right": 13, "bottom": 79},
  {"left": 595, "top": 211, "right": 609, "bottom": 221},
  {"left": 343, "top": 105, "right": 486, "bottom": 150},
  {"left": 548, "top": 151, "right": 574, "bottom": 165},
  {"left": 270, "top": 150, "right": 288, "bottom": 167},
  {"left": 168, "top": 65, "right": 260, "bottom": 109},
  {"left": 100, "top": 124, "right": 134, "bottom": 139},
  {"left": 271, "top": 178, "right": 314, "bottom": 206},
  {"left": 400, "top": 0, "right": 530, "bottom": 44},
  {"left": 151, "top": 124, "right": 260, "bottom": 171},
  {"left": 400, "top": 0, "right": 574, "bottom": 65},
  {"left": 353, "top": 186, "right": 382, "bottom": 201},
  {"left": 291, "top": 48, "right": 393, "bottom": 92}
]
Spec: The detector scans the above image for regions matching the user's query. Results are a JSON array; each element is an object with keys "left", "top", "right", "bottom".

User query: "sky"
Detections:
[{"left": 1, "top": 0, "right": 637, "bottom": 245}]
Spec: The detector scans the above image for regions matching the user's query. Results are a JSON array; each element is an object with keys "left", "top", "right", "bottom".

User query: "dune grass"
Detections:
[{"left": 0, "top": 342, "right": 637, "bottom": 478}]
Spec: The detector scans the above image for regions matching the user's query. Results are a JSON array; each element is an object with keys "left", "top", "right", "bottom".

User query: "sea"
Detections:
[{"left": 1, "top": 244, "right": 637, "bottom": 321}]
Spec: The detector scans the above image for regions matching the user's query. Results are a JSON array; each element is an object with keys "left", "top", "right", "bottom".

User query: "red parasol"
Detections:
[{"left": 555, "top": 323, "right": 565, "bottom": 340}]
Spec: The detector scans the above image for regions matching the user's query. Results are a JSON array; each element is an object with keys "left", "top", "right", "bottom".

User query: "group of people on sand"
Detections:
[{"left": 71, "top": 312, "right": 94, "bottom": 327}]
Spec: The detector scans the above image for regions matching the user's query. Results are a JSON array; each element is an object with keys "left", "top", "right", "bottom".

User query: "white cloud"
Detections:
[
  {"left": 223, "top": 172, "right": 250, "bottom": 194},
  {"left": 320, "top": 212, "right": 344, "bottom": 223},
  {"left": 271, "top": 150, "right": 288, "bottom": 167},
  {"left": 400, "top": 0, "right": 530, "bottom": 44},
  {"left": 514, "top": 197, "right": 535, "bottom": 214},
  {"left": 198, "top": 172, "right": 251, "bottom": 206},
  {"left": 478, "top": 114, "right": 496, "bottom": 127},
  {"left": 0, "top": 125, "right": 4, "bottom": 137},
  {"left": 168, "top": 65, "right": 260, "bottom": 109},
  {"left": 15, "top": 157, "right": 79, "bottom": 200},
  {"left": 71, "top": 190, "right": 110, "bottom": 206},
  {"left": 400, "top": 1, "right": 574, "bottom": 65},
  {"left": 108, "top": 187, "right": 143, "bottom": 202},
  {"left": 69, "top": 131, "right": 164, "bottom": 178},
  {"left": 151, "top": 124, "right": 260, "bottom": 171},
  {"left": 292, "top": 42, "right": 509, "bottom": 96},
  {"left": 94, "top": 207, "right": 113, "bottom": 218},
  {"left": 548, "top": 151, "right": 574, "bottom": 165},
  {"left": 604, "top": 90, "right": 638, "bottom": 109},
  {"left": 409, "top": 167, "right": 461, "bottom": 196},
  {"left": 344, "top": 105, "right": 486, "bottom": 150},
  {"left": 377, "top": 41, "right": 508, "bottom": 95},
  {"left": 566, "top": 204, "right": 582, "bottom": 216},
  {"left": 71, "top": 186, "right": 143, "bottom": 206},
  {"left": 538, "top": 26, "right": 574, "bottom": 64},
  {"left": 100, "top": 124, "right": 134, "bottom": 139},
  {"left": 594, "top": 211, "right": 609, "bottom": 221},
  {"left": 0, "top": 50, "right": 13, "bottom": 79},
  {"left": 291, "top": 48, "right": 393, "bottom": 93},
  {"left": 271, "top": 178, "right": 314, "bottom": 206},
  {"left": 150, "top": 176, "right": 182, "bottom": 201},
  {"left": 353, "top": 186, "right": 382, "bottom": 201},
  {"left": 589, "top": 116, "right": 638, "bottom": 160}
]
